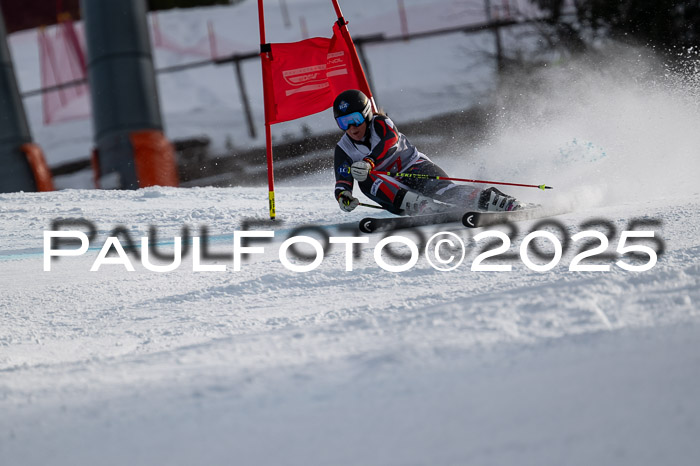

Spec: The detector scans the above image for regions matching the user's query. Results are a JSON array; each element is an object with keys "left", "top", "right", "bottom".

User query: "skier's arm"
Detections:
[
  {"left": 349, "top": 117, "right": 399, "bottom": 180},
  {"left": 365, "top": 116, "right": 400, "bottom": 168},
  {"left": 334, "top": 145, "right": 354, "bottom": 199}
]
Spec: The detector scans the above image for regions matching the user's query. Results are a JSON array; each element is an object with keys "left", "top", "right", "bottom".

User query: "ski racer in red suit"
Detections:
[{"left": 332, "top": 90, "right": 524, "bottom": 215}]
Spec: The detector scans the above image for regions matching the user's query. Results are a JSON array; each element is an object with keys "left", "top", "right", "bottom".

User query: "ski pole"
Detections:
[
  {"left": 371, "top": 171, "right": 553, "bottom": 190},
  {"left": 360, "top": 202, "right": 385, "bottom": 209}
]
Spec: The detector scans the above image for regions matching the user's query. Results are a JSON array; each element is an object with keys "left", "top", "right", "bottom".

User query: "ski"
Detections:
[
  {"left": 462, "top": 207, "right": 548, "bottom": 228},
  {"left": 360, "top": 207, "right": 553, "bottom": 233},
  {"left": 359, "top": 211, "right": 464, "bottom": 233}
]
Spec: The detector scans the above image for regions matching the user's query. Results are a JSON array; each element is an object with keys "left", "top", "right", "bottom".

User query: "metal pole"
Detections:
[
  {"left": 279, "top": 0, "right": 291, "bottom": 28},
  {"left": 398, "top": 0, "right": 409, "bottom": 39},
  {"left": 234, "top": 57, "right": 256, "bottom": 139},
  {"left": 485, "top": 0, "right": 504, "bottom": 73},
  {"left": 82, "top": 0, "right": 176, "bottom": 189},
  {"left": 207, "top": 20, "right": 218, "bottom": 58},
  {"left": 0, "top": 6, "right": 39, "bottom": 192}
]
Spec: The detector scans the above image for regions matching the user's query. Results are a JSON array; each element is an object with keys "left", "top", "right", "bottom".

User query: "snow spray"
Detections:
[{"left": 447, "top": 43, "right": 700, "bottom": 212}]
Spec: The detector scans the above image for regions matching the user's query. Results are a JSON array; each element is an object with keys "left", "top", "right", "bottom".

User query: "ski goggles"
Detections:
[{"left": 336, "top": 112, "right": 365, "bottom": 131}]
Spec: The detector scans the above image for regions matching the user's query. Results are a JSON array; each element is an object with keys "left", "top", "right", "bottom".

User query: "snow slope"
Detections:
[
  {"left": 1, "top": 184, "right": 700, "bottom": 465},
  {"left": 3, "top": 1, "right": 700, "bottom": 465}
]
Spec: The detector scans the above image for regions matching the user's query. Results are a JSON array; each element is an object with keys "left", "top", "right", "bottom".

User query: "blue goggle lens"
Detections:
[{"left": 336, "top": 112, "right": 365, "bottom": 131}]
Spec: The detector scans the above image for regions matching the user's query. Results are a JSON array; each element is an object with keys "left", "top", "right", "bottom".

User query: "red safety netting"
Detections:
[
  {"left": 38, "top": 19, "right": 91, "bottom": 125},
  {"left": 38, "top": 14, "right": 244, "bottom": 125},
  {"left": 151, "top": 13, "right": 245, "bottom": 59}
]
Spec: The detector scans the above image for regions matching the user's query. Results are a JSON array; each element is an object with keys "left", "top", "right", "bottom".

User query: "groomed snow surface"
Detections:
[
  {"left": 1, "top": 185, "right": 700, "bottom": 466},
  {"left": 3, "top": 1, "right": 700, "bottom": 465}
]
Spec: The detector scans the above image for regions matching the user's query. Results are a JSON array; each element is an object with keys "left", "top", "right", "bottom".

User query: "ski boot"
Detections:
[
  {"left": 478, "top": 187, "right": 524, "bottom": 212},
  {"left": 397, "top": 191, "right": 447, "bottom": 215}
]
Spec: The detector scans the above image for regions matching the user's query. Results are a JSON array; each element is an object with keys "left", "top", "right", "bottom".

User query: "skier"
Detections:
[{"left": 332, "top": 89, "right": 524, "bottom": 215}]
